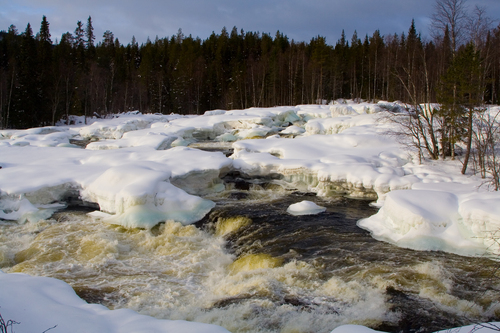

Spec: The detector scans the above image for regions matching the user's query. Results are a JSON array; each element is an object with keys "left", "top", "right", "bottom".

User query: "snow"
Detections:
[
  {"left": 2, "top": 102, "right": 500, "bottom": 332},
  {"left": 0, "top": 144, "right": 230, "bottom": 229},
  {"left": 1, "top": 102, "right": 500, "bottom": 255},
  {"left": 287, "top": 200, "right": 326, "bottom": 215},
  {"left": 0, "top": 270, "right": 230, "bottom": 333},
  {"left": 357, "top": 189, "right": 488, "bottom": 256},
  {"left": 231, "top": 119, "right": 412, "bottom": 199},
  {"left": 330, "top": 325, "right": 386, "bottom": 333},
  {"left": 82, "top": 165, "right": 216, "bottom": 228},
  {"left": 329, "top": 323, "right": 500, "bottom": 333},
  {"left": 280, "top": 125, "right": 305, "bottom": 135}
]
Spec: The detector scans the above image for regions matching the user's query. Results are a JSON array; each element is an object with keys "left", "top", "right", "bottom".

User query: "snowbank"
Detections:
[
  {"left": 0, "top": 270, "right": 230, "bottom": 333},
  {"left": 2, "top": 101, "right": 500, "bottom": 333},
  {"left": 82, "top": 165, "right": 215, "bottom": 228},
  {"left": 329, "top": 323, "right": 500, "bottom": 333},
  {"left": 232, "top": 123, "right": 412, "bottom": 199},
  {"left": 359, "top": 187, "right": 500, "bottom": 256},
  {"left": 0, "top": 144, "right": 230, "bottom": 229},
  {"left": 1, "top": 101, "right": 500, "bottom": 255}
]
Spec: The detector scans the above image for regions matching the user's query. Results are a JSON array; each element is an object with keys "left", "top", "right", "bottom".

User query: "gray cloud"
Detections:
[{"left": 1, "top": 0, "right": 499, "bottom": 45}]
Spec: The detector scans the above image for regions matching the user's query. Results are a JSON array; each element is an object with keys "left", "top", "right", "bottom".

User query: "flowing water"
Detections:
[{"left": 1, "top": 176, "right": 500, "bottom": 333}]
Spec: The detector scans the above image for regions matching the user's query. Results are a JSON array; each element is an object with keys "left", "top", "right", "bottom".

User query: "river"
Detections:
[{"left": 1, "top": 171, "right": 499, "bottom": 333}]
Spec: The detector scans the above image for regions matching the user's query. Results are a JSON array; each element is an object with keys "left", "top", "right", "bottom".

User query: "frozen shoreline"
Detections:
[
  {"left": 1, "top": 102, "right": 499, "bottom": 254},
  {"left": 1, "top": 102, "right": 500, "bottom": 332}
]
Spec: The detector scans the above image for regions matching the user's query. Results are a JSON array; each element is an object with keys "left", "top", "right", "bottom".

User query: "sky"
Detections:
[{"left": 1, "top": 0, "right": 499, "bottom": 46}]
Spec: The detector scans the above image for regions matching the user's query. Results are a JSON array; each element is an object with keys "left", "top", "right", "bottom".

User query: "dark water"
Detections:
[{"left": 198, "top": 177, "right": 500, "bottom": 333}]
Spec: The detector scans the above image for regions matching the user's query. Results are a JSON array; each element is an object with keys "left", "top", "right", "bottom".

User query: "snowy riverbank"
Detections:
[
  {"left": 1, "top": 101, "right": 500, "bottom": 332},
  {"left": 2, "top": 101, "right": 499, "bottom": 256}
]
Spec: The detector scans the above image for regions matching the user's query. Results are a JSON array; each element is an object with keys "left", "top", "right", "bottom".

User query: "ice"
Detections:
[
  {"left": 1, "top": 102, "right": 500, "bottom": 255},
  {"left": 0, "top": 126, "right": 77, "bottom": 147},
  {"left": 287, "top": 200, "right": 326, "bottom": 215},
  {"left": 305, "top": 114, "right": 380, "bottom": 135},
  {"left": 0, "top": 270, "right": 231, "bottom": 333},
  {"left": 82, "top": 164, "right": 217, "bottom": 228},
  {"left": 0, "top": 195, "right": 65, "bottom": 223},
  {"left": 214, "top": 131, "right": 236, "bottom": 142},
  {"left": 0, "top": 143, "right": 230, "bottom": 228},
  {"left": 234, "top": 125, "right": 273, "bottom": 139},
  {"left": 330, "top": 104, "right": 359, "bottom": 117},
  {"left": 231, "top": 126, "right": 411, "bottom": 199},
  {"left": 294, "top": 104, "right": 331, "bottom": 121},
  {"left": 86, "top": 133, "right": 176, "bottom": 150}
]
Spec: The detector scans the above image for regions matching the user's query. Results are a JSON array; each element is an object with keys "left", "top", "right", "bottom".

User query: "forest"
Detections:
[{"left": 0, "top": 1, "right": 499, "bottom": 130}]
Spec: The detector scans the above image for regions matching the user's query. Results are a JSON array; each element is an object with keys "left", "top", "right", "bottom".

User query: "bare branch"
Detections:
[{"left": 431, "top": 0, "right": 469, "bottom": 51}]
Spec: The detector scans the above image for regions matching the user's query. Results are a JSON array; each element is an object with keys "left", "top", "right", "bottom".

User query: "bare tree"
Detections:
[
  {"left": 431, "top": 0, "right": 469, "bottom": 52},
  {"left": 472, "top": 109, "right": 500, "bottom": 190},
  {"left": 467, "top": 5, "right": 494, "bottom": 51}
]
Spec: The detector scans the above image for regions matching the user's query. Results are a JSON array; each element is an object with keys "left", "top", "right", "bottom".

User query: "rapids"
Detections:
[{"left": 1, "top": 180, "right": 499, "bottom": 333}]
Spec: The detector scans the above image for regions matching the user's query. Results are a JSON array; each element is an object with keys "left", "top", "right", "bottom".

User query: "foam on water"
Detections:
[
  {"left": 0, "top": 211, "right": 398, "bottom": 332},
  {"left": 1, "top": 195, "right": 499, "bottom": 333}
]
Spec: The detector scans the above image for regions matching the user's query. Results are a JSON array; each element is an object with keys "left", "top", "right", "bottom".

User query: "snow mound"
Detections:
[
  {"left": 81, "top": 165, "right": 216, "bottom": 229},
  {"left": 0, "top": 144, "right": 229, "bottom": 228},
  {"left": 287, "top": 200, "right": 326, "bottom": 215},
  {"left": 86, "top": 132, "right": 176, "bottom": 150},
  {"left": 78, "top": 113, "right": 173, "bottom": 140},
  {"left": 358, "top": 189, "right": 499, "bottom": 256},
  {"left": 280, "top": 125, "right": 305, "bottom": 135},
  {"left": 330, "top": 105, "right": 358, "bottom": 117}
]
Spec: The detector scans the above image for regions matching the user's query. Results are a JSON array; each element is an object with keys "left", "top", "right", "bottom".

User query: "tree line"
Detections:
[{"left": 0, "top": 1, "right": 499, "bottom": 129}]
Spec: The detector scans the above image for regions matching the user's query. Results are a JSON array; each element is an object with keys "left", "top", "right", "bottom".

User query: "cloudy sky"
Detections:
[{"left": 1, "top": 0, "right": 499, "bottom": 45}]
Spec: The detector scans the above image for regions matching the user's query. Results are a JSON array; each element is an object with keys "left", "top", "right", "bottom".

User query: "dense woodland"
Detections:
[{"left": 0, "top": 3, "right": 499, "bottom": 129}]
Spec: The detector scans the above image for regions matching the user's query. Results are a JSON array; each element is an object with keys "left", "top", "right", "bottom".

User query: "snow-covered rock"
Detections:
[{"left": 287, "top": 200, "right": 326, "bottom": 215}]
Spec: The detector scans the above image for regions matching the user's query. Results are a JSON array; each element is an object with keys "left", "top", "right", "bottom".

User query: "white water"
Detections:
[{"left": 1, "top": 191, "right": 499, "bottom": 333}]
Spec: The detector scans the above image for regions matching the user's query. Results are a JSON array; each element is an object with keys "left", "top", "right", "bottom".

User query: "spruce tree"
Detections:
[
  {"left": 13, "top": 23, "right": 39, "bottom": 128},
  {"left": 39, "top": 16, "right": 51, "bottom": 44},
  {"left": 74, "top": 21, "right": 85, "bottom": 48},
  {"left": 39, "top": 16, "right": 54, "bottom": 125},
  {"left": 85, "top": 16, "right": 95, "bottom": 49},
  {"left": 438, "top": 42, "right": 483, "bottom": 169}
]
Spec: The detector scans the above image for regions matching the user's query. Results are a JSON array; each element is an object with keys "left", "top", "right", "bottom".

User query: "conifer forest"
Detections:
[{"left": 0, "top": 2, "right": 499, "bottom": 129}]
